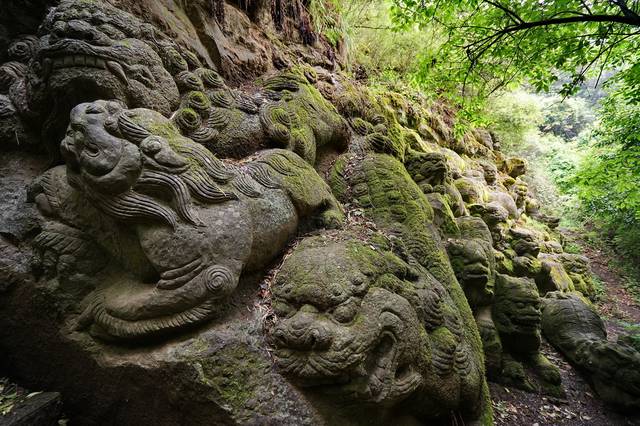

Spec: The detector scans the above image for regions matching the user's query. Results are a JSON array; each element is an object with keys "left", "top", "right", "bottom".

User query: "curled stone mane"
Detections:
[{"left": 90, "top": 105, "right": 275, "bottom": 227}]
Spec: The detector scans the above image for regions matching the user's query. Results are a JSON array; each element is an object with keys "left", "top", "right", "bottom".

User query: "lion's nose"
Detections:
[
  {"left": 60, "top": 137, "right": 79, "bottom": 167},
  {"left": 290, "top": 305, "right": 317, "bottom": 330},
  {"left": 305, "top": 326, "right": 332, "bottom": 350},
  {"left": 272, "top": 311, "right": 333, "bottom": 350}
]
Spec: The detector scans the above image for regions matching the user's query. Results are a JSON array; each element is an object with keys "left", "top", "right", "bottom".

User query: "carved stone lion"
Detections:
[
  {"left": 493, "top": 273, "right": 561, "bottom": 394},
  {"left": 446, "top": 216, "right": 496, "bottom": 309},
  {"left": 493, "top": 274, "right": 542, "bottom": 355},
  {"left": 542, "top": 292, "right": 640, "bottom": 410},
  {"left": 2, "top": 0, "right": 351, "bottom": 169},
  {"left": 404, "top": 150, "right": 466, "bottom": 217},
  {"left": 26, "top": 0, "right": 199, "bottom": 148},
  {"left": 270, "top": 234, "right": 486, "bottom": 422},
  {"left": 33, "top": 100, "right": 343, "bottom": 340},
  {"left": 172, "top": 69, "right": 350, "bottom": 162}
]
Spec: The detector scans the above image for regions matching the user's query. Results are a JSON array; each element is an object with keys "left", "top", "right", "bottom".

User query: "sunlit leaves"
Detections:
[{"left": 390, "top": 0, "right": 640, "bottom": 100}]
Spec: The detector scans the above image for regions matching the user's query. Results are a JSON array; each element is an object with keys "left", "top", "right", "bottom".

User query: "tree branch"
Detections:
[
  {"left": 483, "top": 0, "right": 524, "bottom": 24},
  {"left": 353, "top": 25, "right": 393, "bottom": 30},
  {"left": 497, "top": 14, "right": 640, "bottom": 35},
  {"left": 610, "top": 0, "right": 640, "bottom": 19},
  {"left": 579, "top": 0, "right": 593, "bottom": 15}
]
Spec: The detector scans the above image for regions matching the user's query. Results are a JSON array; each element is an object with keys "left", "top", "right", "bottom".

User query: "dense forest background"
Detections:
[{"left": 312, "top": 0, "right": 640, "bottom": 304}]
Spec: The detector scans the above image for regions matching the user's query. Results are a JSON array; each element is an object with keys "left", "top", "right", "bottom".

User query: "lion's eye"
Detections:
[
  {"left": 83, "top": 142, "right": 100, "bottom": 156},
  {"left": 141, "top": 137, "right": 163, "bottom": 155},
  {"left": 332, "top": 299, "right": 357, "bottom": 324}
]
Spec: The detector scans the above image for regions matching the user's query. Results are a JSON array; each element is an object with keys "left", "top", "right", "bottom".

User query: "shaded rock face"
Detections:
[
  {"left": 447, "top": 216, "right": 495, "bottom": 309},
  {"left": 171, "top": 70, "right": 349, "bottom": 162},
  {"left": 1, "top": 2, "right": 492, "bottom": 424},
  {"left": 542, "top": 293, "right": 640, "bottom": 410},
  {"left": 0, "top": 0, "right": 621, "bottom": 423},
  {"left": 1, "top": 0, "right": 347, "bottom": 155},
  {"left": 270, "top": 234, "right": 485, "bottom": 423},
  {"left": 33, "top": 99, "right": 342, "bottom": 340},
  {"left": 22, "top": 0, "right": 186, "bottom": 148},
  {"left": 494, "top": 274, "right": 542, "bottom": 355}
]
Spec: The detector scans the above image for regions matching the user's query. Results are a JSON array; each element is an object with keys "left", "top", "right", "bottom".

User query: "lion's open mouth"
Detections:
[
  {"left": 48, "top": 54, "right": 108, "bottom": 69},
  {"left": 285, "top": 331, "right": 421, "bottom": 403},
  {"left": 41, "top": 40, "right": 130, "bottom": 84},
  {"left": 42, "top": 55, "right": 128, "bottom": 85},
  {"left": 510, "top": 313, "right": 541, "bottom": 332},
  {"left": 359, "top": 332, "right": 415, "bottom": 401},
  {"left": 465, "top": 268, "right": 489, "bottom": 282}
]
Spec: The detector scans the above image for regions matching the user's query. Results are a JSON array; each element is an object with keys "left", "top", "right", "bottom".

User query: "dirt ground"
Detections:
[
  {"left": 490, "top": 231, "right": 640, "bottom": 425},
  {"left": 490, "top": 341, "right": 639, "bottom": 425}
]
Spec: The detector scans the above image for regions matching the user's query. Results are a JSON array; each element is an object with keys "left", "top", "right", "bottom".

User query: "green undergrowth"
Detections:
[
  {"left": 588, "top": 271, "right": 607, "bottom": 302},
  {"left": 622, "top": 324, "right": 640, "bottom": 348},
  {"left": 568, "top": 230, "right": 639, "bottom": 304}
]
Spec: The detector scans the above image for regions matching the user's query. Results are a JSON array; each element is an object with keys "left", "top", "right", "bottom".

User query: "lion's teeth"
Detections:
[
  {"left": 42, "top": 58, "right": 52, "bottom": 79},
  {"left": 106, "top": 61, "right": 128, "bottom": 84}
]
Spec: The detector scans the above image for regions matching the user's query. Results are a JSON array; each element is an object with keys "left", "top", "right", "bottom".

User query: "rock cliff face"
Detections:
[{"left": 1, "top": 1, "right": 638, "bottom": 424}]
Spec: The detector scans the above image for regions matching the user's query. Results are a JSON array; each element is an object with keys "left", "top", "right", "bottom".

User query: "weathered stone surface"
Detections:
[
  {"left": 270, "top": 231, "right": 487, "bottom": 423},
  {"left": 542, "top": 292, "right": 640, "bottom": 410},
  {"left": 31, "top": 100, "right": 341, "bottom": 340},
  {"left": 544, "top": 253, "right": 595, "bottom": 298},
  {"left": 1, "top": 392, "right": 62, "bottom": 426},
  {"left": 172, "top": 68, "right": 350, "bottom": 162},
  {"left": 537, "top": 257, "right": 575, "bottom": 295},
  {"left": 447, "top": 216, "right": 495, "bottom": 309},
  {"left": 0, "top": 0, "right": 619, "bottom": 422},
  {"left": 501, "top": 157, "right": 527, "bottom": 178},
  {"left": 493, "top": 273, "right": 562, "bottom": 395},
  {"left": 0, "top": 275, "right": 322, "bottom": 425}
]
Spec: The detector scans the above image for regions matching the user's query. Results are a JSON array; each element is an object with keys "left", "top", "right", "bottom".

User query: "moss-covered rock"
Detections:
[
  {"left": 427, "top": 192, "right": 460, "bottom": 237},
  {"left": 513, "top": 255, "right": 542, "bottom": 277},
  {"left": 0, "top": 0, "right": 612, "bottom": 421},
  {"left": 553, "top": 253, "right": 596, "bottom": 297},
  {"left": 446, "top": 216, "right": 496, "bottom": 309},
  {"left": 536, "top": 256, "right": 575, "bottom": 295},
  {"left": 542, "top": 292, "right": 640, "bottom": 410},
  {"left": 501, "top": 157, "right": 527, "bottom": 178},
  {"left": 492, "top": 273, "right": 562, "bottom": 394},
  {"left": 270, "top": 231, "right": 490, "bottom": 424},
  {"left": 455, "top": 177, "right": 488, "bottom": 205}
]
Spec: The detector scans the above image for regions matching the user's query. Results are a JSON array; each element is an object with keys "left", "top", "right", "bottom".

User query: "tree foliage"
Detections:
[
  {"left": 540, "top": 96, "right": 595, "bottom": 139},
  {"left": 573, "top": 81, "right": 640, "bottom": 217},
  {"left": 390, "top": 0, "right": 640, "bottom": 97}
]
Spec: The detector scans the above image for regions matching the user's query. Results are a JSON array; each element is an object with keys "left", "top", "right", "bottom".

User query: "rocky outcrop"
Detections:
[
  {"left": 270, "top": 232, "right": 487, "bottom": 423},
  {"left": 33, "top": 100, "right": 342, "bottom": 341},
  {"left": 542, "top": 292, "right": 640, "bottom": 410},
  {"left": 0, "top": 0, "right": 631, "bottom": 423}
]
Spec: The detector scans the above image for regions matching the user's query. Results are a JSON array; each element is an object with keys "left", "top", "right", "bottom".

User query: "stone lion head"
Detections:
[
  {"left": 493, "top": 273, "right": 542, "bottom": 355},
  {"left": 404, "top": 150, "right": 450, "bottom": 188},
  {"left": 270, "top": 237, "right": 424, "bottom": 403},
  {"left": 446, "top": 216, "right": 496, "bottom": 308},
  {"left": 480, "top": 161, "right": 498, "bottom": 185},
  {"left": 37, "top": 0, "right": 183, "bottom": 113},
  {"left": 30, "top": 0, "right": 204, "bottom": 147},
  {"left": 60, "top": 100, "right": 247, "bottom": 228}
]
